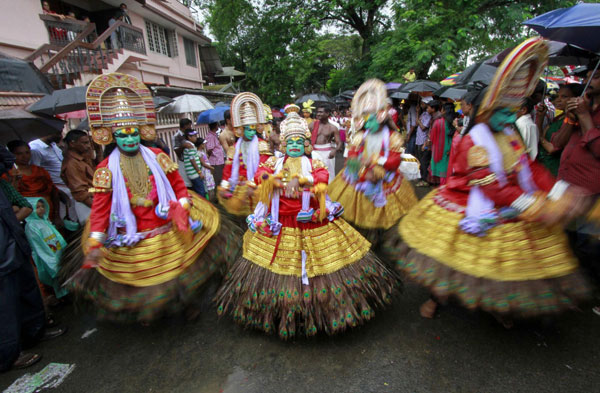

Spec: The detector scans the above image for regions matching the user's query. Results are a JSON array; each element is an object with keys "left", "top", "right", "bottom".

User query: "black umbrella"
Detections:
[
  {"left": 389, "top": 91, "right": 409, "bottom": 100},
  {"left": 0, "top": 52, "right": 53, "bottom": 94},
  {"left": 399, "top": 80, "right": 441, "bottom": 93},
  {"left": 485, "top": 40, "right": 594, "bottom": 67},
  {"left": 0, "top": 108, "right": 65, "bottom": 144},
  {"left": 28, "top": 86, "right": 87, "bottom": 116},
  {"left": 295, "top": 93, "right": 334, "bottom": 108},
  {"left": 153, "top": 96, "right": 172, "bottom": 108},
  {"left": 333, "top": 95, "right": 350, "bottom": 106},
  {"left": 339, "top": 90, "right": 356, "bottom": 99},
  {"left": 453, "top": 62, "right": 497, "bottom": 86},
  {"left": 434, "top": 85, "right": 468, "bottom": 100}
]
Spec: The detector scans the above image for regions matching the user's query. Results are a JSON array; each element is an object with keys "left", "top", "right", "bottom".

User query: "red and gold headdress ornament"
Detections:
[{"left": 85, "top": 73, "right": 156, "bottom": 145}]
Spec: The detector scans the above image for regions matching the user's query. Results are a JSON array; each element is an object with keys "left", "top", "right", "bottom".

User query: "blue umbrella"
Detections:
[
  {"left": 523, "top": 3, "right": 600, "bottom": 53},
  {"left": 196, "top": 106, "right": 229, "bottom": 124}
]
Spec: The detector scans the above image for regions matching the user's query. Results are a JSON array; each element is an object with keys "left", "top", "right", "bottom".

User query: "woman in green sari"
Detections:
[{"left": 536, "top": 83, "right": 584, "bottom": 176}]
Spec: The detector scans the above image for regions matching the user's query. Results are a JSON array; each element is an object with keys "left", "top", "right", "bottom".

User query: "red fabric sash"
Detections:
[{"left": 311, "top": 120, "right": 321, "bottom": 146}]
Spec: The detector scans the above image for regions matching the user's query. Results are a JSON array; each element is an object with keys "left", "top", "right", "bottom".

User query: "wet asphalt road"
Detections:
[
  {"left": 1, "top": 283, "right": 599, "bottom": 393},
  {"left": 2, "top": 178, "right": 600, "bottom": 393}
]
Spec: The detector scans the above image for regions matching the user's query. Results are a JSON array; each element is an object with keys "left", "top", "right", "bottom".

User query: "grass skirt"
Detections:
[
  {"left": 58, "top": 201, "right": 243, "bottom": 323},
  {"left": 215, "top": 219, "right": 400, "bottom": 339},
  {"left": 395, "top": 190, "right": 590, "bottom": 317},
  {"left": 328, "top": 171, "right": 417, "bottom": 230}
]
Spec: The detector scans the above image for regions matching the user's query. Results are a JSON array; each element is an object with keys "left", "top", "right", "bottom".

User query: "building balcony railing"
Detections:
[{"left": 28, "top": 16, "right": 147, "bottom": 89}]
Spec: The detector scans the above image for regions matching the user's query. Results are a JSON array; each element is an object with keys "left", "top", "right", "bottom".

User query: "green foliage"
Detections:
[{"left": 198, "top": 0, "right": 585, "bottom": 104}]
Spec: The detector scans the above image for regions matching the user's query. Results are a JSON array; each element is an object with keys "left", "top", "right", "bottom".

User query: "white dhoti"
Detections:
[{"left": 312, "top": 144, "right": 335, "bottom": 183}]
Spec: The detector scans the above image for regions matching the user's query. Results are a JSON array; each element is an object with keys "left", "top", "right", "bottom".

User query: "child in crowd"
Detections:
[
  {"left": 24, "top": 197, "right": 68, "bottom": 300},
  {"left": 182, "top": 129, "right": 207, "bottom": 197},
  {"left": 196, "top": 139, "right": 215, "bottom": 200}
]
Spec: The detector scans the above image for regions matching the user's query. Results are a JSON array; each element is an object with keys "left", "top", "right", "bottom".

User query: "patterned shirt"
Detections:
[
  {"left": 415, "top": 111, "right": 432, "bottom": 146},
  {"left": 205, "top": 131, "right": 225, "bottom": 166},
  {"left": 0, "top": 179, "right": 32, "bottom": 209}
]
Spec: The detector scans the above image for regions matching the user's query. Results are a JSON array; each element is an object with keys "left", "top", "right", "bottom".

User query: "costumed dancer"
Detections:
[
  {"left": 329, "top": 79, "right": 419, "bottom": 264},
  {"left": 215, "top": 110, "right": 398, "bottom": 339},
  {"left": 217, "top": 92, "right": 273, "bottom": 221},
  {"left": 59, "top": 73, "right": 242, "bottom": 323},
  {"left": 395, "top": 38, "right": 590, "bottom": 323}
]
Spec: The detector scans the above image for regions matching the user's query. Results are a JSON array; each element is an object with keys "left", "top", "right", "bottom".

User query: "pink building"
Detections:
[
  {"left": 0, "top": 0, "right": 233, "bottom": 156},
  {"left": 0, "top": 0, "right": 224, "bottom": 91}
]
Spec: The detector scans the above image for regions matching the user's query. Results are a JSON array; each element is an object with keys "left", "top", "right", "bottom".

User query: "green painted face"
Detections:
[
  {"left": 114, "top": 127, "right": 141, "bottom": 153},
  {"left": 364, "top": 114, "right": 380, "bottom": 133},
  {"left": 243, "top": 125, "right": 257, "bottom": 141},
  {"left": 489, "top": 108, "right": 517, "bottom": 132},
  {"left": 286, "top": 136, "right": 305, "bottom": 157}
]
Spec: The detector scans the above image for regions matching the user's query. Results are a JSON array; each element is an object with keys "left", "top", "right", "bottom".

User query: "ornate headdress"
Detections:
[
  {"left": 284, "top": 104, "right": 300, "bottom": 114},
  {"left": 301, "top": 99, "right": 315, "bottom": 114},
  {"left": 85, "top": 73, "right": 156, "bottom": 145},
  {"left": 230, "top": 92, "right": 266, "bottom": 137},
  {"left": 279, "top": 111, "right": 312, "bottom": 154},
  {"left": 351, "top": 79, "right": 388, "bottom": 131},
  {"left": 262, "top": 103, "right": 273, "bottom": 138},
  {"left": 476, "top": 37, "right": 549, "bottom": 121}
]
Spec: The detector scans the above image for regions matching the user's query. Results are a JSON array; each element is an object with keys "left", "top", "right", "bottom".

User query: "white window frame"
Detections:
[{"left": 145, "top": 20, "right": 177, "bottom": 57}]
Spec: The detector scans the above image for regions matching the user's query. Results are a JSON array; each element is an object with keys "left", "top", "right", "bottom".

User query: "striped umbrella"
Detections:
[{"left": 440, "top": 73, "right": 460, "bottom": 86}]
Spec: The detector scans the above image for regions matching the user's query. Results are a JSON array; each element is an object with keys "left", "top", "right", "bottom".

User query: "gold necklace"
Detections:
[
  {"left": 281, "top": 156, "right": 303, "bottom": 183},
  {"left": 120, "top": 153, "right": 152, "bottom": 206}
]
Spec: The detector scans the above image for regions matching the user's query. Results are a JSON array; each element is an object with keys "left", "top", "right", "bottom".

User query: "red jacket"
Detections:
[{"left": 89, "top": 148, "right": 189, "bottom": 233}]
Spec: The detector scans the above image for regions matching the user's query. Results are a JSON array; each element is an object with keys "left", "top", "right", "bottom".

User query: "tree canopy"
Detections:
[{"left": 199, "top": 0, "right": 585, "bottom": 105}]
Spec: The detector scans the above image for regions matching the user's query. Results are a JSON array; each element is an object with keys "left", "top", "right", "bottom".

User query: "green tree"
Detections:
[{"left": 369, "top": 0, "right": 580, "bottom": 81}]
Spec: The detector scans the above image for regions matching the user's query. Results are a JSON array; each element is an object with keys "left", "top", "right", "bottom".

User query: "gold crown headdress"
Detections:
[
  {"left": 301, "top": 99, "right": 315, "bottom": 113},
  {"left": 476, "top": 37, "right": 548, "bottom": 121},
  {"left": 351, "top": 79, "right": 388, "bottom": 131},
  {"left": 85, "top": 73, "right": 156, "bottom": 145},
  {"left": 279, "top": 111, "right": 312, "bottom": 154}
]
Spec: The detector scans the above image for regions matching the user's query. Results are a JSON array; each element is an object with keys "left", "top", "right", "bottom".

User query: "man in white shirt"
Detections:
[{"left": 515, "top": 98, "right": 538, "bottom": 160}]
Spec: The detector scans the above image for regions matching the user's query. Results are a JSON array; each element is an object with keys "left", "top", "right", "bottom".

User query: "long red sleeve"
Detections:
[
  {"left": 88, "top": 159, "right": 112, "bottom": 233},
  {"left": 166, "top": 168, "right": 189, "bottom": 200}
]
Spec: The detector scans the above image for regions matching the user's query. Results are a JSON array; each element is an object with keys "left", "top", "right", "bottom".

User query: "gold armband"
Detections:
[{"left": 467, "top": 173, "right": 497, "bottom": 187}]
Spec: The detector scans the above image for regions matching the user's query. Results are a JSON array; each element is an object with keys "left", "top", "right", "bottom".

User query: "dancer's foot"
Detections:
[{"left": 419, "top": 299, "right": 437, "bottom": 318}]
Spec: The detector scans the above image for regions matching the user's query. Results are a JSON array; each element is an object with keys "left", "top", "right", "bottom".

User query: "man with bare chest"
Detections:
[
  {"left": 268, "top": 118, "right": 283, "bottom": 157},
  {"left": 311, "top": 106, "right": 342, "bottom": 183},
  {"left": 219, "top": 110, "right": 237, "bottom": 155}
]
